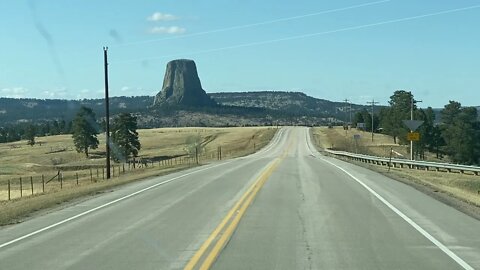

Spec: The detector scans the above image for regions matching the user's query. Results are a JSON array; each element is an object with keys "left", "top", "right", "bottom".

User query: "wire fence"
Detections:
[
  {"left": 0, "top": 143, "right": 255, "bottom": 202},
  {"left": 0, "top": 155, "right": 201, "bottom": 201}
]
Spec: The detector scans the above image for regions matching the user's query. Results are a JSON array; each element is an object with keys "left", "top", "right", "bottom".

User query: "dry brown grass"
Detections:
[
  {"left": 311, "top": 127, "right": 480, "bottom": 208},
  {"left": 312, "top": 126, "right": 409, "bottom": 158},
  {"left": 0, "top": 127, "right": 277, "bottom": 225}
]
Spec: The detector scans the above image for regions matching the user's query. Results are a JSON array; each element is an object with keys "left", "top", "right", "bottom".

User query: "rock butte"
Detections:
[{"left": 153, "top": 59, "right": 216, "bottom": 107}]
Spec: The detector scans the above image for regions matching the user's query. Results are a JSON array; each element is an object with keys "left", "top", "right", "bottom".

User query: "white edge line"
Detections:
[
  {"left": 0, "top": 161, "right": 233, "bottom": 249},
  {"left": 0, "top": 127, "right": 287, "bottom": 250},
  {"left": 305, "top": 128, "right": 474, "bottom": 270}
]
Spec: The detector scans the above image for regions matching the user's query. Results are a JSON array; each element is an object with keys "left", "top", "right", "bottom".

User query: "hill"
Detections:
[
  {"left": 210, "top": 91, "right": 365, "bottom": 117},
  {"left": 0, "top": 91, "right": 371, "bottom": 127}
]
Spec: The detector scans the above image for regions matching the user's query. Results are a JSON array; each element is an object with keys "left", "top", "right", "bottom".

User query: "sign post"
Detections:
[
  {"left": 353, "top": 134, "right": 360, "bottom": 154},
  {"left": 403, "top": 120, "right": 423, "bottom": 160}
]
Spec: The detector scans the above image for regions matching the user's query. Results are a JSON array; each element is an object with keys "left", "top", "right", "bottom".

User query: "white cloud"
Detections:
[
  {"left": 80, "top": 89, "right": 90, "bottom": 94},
  {"left": 121, "top": 86, "right": 130, "bottom": 92},
  {"left": 42, "top": 87, "right": 68, "bottom": 98},
  {"left": 149, "top": 26, "right": 186, "bottom": 35},
  {"left": 147, "top": 12, "right": 178, "bottom": 22},
  {"left": 1, "top": 87, "right": 29, "bottom": 98}
]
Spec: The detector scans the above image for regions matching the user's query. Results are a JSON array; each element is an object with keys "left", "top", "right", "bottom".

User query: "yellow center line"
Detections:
[
  {"left": 183, "top": 165, "right": 266, "bottom": 270},
  {"left": 198, "top": 157, "right": 282, "bottom": 270},
  {"left": 184, "top": 142, "right": 292, "bottom": 270}
]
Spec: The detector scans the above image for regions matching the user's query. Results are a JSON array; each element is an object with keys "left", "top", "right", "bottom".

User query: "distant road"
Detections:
[{"left": 1, "top": 127, "right": 479, "bottom": 269}]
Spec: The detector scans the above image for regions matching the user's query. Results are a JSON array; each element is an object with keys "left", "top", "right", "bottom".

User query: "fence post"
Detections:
[
  {"left": 20, "top": 177, "right": 23, "bottom": 198},
  {"left": 30, "top": 176, "right": 34, "bottom": 195},
  {"left": 388, "top": 147, "right": 393, "bottom": 172},
  {"left": 102, "top": 167, "right": 105, "bottom": 180},
  {"left": 8, "top": 180, "right": 10, "bottom": 201},
  {"left": 123, "top": 163, "right": 125, "bottom": 173},
  {"left": 96, "top": 168, "right": 99, "bottom": 178},
  {"left": 90, "top": 169, "right": 93, "bottom": 182},
  {"left": 42, "top": 175, "right": 45, "bottom": 193},
  {"left": 60, "top": 173, "right": 63, "bottom": 189},
  {"left": 76, "top": 173, "right": 79, "bottom": 185}
]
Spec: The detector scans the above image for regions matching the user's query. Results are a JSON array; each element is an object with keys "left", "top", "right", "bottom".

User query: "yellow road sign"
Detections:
[{"left": 407, "top": 132, "right": 420, "bottom": 141}]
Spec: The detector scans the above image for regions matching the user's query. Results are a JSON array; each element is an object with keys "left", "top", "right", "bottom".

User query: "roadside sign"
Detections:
[
  {"left": 353, "top": 134, "right": 361, "bottom": 140},
  {"left": 403, "top": 120, "right": 424, "bottom": 131},
  {"left": 407, "top": 132, "right": 420, "bottom": 141}
]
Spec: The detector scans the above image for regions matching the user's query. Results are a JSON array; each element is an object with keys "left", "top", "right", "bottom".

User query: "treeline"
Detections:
[
  {"left": 0, "top": 96, "right": 152, "bottom": 125},
  {"left": 0, "top": 120, "right": 73, "bottom": 143},
  {"left": 354, "top": 90, "right": 480, "bottom": 165}
]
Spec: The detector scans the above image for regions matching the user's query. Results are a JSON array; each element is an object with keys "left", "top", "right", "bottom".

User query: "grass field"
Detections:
[
  {"left": 312, "top": 126, "right": 408, "bottom": 157},
  {"left": 311, "top": 127, "right": 480, "bottom": 208},
  {"left": 0, "top": 127, "right": 277, "bottom": 225}
]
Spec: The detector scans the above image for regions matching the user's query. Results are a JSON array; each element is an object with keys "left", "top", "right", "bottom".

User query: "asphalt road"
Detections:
[{"left": 1, "top": 127, "right": 479, "bottom": 270}]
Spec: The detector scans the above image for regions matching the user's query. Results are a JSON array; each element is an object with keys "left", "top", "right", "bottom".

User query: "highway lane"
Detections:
[
  {"left": 211, "top": 127, "right": 480, "bottom": 270},
  {"left": 0, "top": 127, "right": 479, "bottom": 269},
  {"left": 0, "top": 127, "right": 288, "bottom": 270}
]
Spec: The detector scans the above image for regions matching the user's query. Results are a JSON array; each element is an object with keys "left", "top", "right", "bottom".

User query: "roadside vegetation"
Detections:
[
  {"left": 311, "top": 127, "right": 480, "bottom": 211},
  {"left": 0, "top": 126, "right": 277, "bottom": 225},
  {"left": 350, "top": 90, "right": 480, "bottom": 165}
]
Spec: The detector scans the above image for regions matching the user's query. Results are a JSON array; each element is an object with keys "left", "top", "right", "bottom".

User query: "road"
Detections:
[{"left": 0, "top": 127, "right": 479, "bottom": 269}]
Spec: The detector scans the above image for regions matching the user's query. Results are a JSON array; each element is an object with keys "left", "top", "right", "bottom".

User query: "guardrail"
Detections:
[{"left": 325, "top": 149, "right": 480, "bottom": 176}]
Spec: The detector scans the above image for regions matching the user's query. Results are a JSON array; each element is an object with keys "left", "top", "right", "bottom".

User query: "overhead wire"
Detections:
[
  {"left": 113, "top": 4, "right": 480, "bottom": 64},
  {"left": 114, "top": 0, "right": 391, "bottom": 47}
]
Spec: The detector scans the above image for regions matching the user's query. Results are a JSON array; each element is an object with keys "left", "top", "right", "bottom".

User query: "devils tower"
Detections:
[{"left": 153, "top": 59, "right": 216, "bottom": 107}]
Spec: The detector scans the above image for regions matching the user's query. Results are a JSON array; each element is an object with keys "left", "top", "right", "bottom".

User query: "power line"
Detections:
[
  {"left": 114, "top": 4, "right": 480, "bottom": 64},
  {"left": 116, "top": 0, "right": 391, "bottom": 47}
]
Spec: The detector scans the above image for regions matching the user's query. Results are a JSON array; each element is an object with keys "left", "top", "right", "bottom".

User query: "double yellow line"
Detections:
[{"left": 184, "top": 155, "right": 286, "bottom": 270}]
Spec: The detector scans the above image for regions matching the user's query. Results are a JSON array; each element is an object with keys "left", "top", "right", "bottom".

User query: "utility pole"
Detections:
[
  {"left": 366, "top": 99, "right": 379, "bottom": 142},
  {"left": 343, "top": 99, "right": 350, "bottom": 125},
  {"left": 343, "top": 99, "right": 350, "bottom": 136},
  {"left": 349, "top": 102, "right": 352, "bottom": 126},
  {"left": 103, "top": 47, "right": 111, "bottom": 179},
  {"left": 409, "top": 92, "right": 422, "bottom": 160}
]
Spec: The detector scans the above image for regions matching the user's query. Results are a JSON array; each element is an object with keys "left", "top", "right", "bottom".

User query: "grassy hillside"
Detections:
[
  {"left": 0, "top": 127, "right": 276, "bottom": 201},
  {"left": 0, "top": 126, "right": 277, "bottom": 225}
]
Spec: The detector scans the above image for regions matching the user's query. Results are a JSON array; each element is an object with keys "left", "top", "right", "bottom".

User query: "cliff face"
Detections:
[{"left": 153, "top": 59, "right": 216, "bottom": 107}]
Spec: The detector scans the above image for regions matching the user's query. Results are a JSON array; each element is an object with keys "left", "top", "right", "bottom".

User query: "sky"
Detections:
[{"left": 0, "top": 0, "right": 479, "bottom": 108}]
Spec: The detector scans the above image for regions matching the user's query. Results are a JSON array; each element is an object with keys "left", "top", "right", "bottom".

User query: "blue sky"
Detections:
[{"left": 0, "top": 0, "right": 479, "bottom": 108}]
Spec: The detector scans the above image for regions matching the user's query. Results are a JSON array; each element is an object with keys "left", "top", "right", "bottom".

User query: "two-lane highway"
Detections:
[{"left": 1, "top": 127, "right": 479, "bottom": 269}]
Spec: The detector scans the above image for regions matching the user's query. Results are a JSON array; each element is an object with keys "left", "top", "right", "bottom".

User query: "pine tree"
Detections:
[
  {"left": 441, "top": 102, "right": 480, "bottom": 164},
  {"left": 72, "top": 106, "right": 99, "bottom": 157},
  {"left": 111, "top": 113, "right": 141, "bottom": 161},
  {"left": 25, "top": 124, "right": 36, "bottom": 146},
  {"left": 379, "top": 90, "right": 416, "bottom": 144}
]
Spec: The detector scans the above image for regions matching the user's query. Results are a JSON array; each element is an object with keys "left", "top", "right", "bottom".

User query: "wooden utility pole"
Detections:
[
  {"left": 104, "top": 47, "right": 111, "bottom": 179},
  {"left": 366, "top": 99, "right": 379, "bottom": 142},
  {"left": 409, "top": 92, "right": 422, "bottom": 160}
]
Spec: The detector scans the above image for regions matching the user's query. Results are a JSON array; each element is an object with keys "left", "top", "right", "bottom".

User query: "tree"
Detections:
[
  {"left": 25, "top": 124, "right": 36, "bottom": 146},
  {"left": 441, "top": 102, "right": 480, "bottom": 164},
  {"left": 415, "top": 108, "right": 435, "bottom": 159},
  {"left": 72, "top": 106, "right": 99, "bottom": 157},
  {"left": 111, "top": 113, "right": 141, "bottom": 161},
  {"left": 352, "top": 111, "right": 364, "bottom": 127},
  {"left": 379, "top": 90, "right": 416, "bottom": 144}
]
